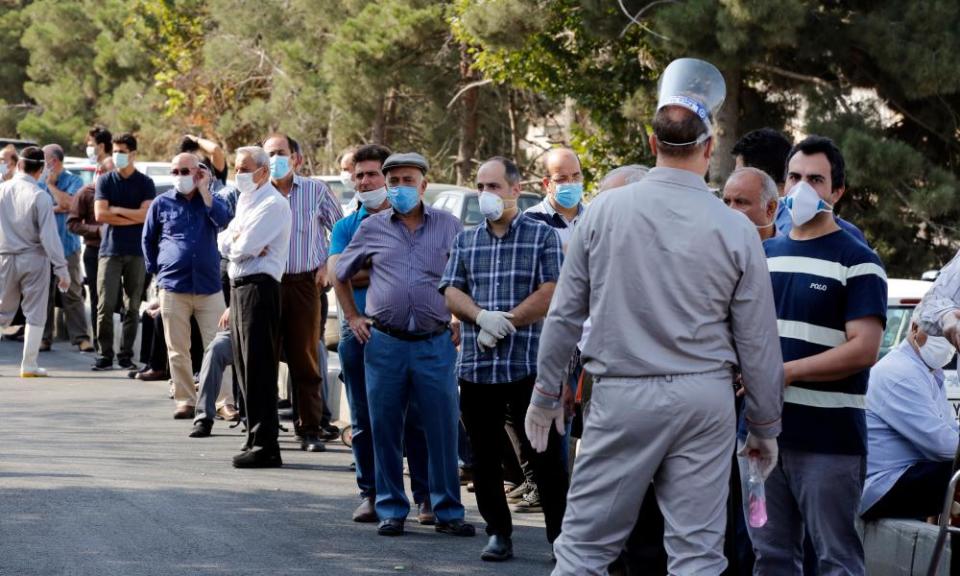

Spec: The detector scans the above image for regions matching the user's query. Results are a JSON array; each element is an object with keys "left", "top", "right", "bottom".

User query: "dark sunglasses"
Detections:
[{"left": 170, "top": 168, "right": 193, "bottom": 176}]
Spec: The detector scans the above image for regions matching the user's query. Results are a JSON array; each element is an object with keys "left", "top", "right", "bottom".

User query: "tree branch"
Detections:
[{"left": 447, "top": 79, "right": 493, "bottom": 109}]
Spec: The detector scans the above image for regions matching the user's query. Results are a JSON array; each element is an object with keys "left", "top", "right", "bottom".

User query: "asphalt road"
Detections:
[{"left": 0, "top": 339, "right": 552, "bottom": 576}]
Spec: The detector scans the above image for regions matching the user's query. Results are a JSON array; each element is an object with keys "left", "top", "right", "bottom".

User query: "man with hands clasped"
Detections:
[{"left": 441, "top": 157, "right": 566, "bottom": 562}]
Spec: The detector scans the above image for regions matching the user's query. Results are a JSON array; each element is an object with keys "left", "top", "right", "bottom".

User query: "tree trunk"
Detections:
[
  {"left": 455, "top": 44, "right": 480, "bottom": 186},
  {"left": 708, "top": 64, "right": 741, "bottom": 185}
]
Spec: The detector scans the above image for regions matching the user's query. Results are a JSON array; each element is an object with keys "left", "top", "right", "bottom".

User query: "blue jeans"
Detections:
[
  {"left": 364, "top": 327, "right": 463, "bottom": 523},
  {"left": 340, "top": 326, "right": 430, "bottom": 503}
]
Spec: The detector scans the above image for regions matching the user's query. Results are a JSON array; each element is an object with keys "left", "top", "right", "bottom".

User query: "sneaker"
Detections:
[
  {"left": 117, "top": 358, "right": 138, "bottom": 370},
  {"left": 511, "top": 486, "right": 542, "bottom": 513},
  {"left": 319, "top": 424, "right": 340, "bottom": 441},
  {"left": 20, "top": 367, "right": 48, "bottom": 378},
  {"left": 91, "top": 356, "right": 114, "bottom": 371},
  {"left": 506, "top": 481, "right": 534, "bottom": 503}
]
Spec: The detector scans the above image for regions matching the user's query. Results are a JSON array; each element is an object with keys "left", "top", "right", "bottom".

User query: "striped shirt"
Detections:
[
  {"left": 440, "top": 213, "right": 563, "bottom": 384},
  {"left": 524, "top": 197, "right": 583, "bottom": 248},
  {"left": 335, "top": 203, "right": 463, "bottom": 333},
  {"left": 764, "top": 229, "right": 887, "bottom": 455},
  {"left": 283, "top": 175, "right": 343, "bottom": 274}
]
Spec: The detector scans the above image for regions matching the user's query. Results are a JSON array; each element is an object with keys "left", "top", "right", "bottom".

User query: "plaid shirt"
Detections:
[{"left": 440, "top": 213, "right": 562, "bottom": 384}]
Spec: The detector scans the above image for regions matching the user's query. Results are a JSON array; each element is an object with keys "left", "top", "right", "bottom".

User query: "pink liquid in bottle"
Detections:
[{"left": 747, "top": 457, "right": 768, "bottom": 528}]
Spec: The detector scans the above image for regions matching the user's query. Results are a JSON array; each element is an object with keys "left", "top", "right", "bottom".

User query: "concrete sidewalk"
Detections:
[{"left": 0, "top": 339, "right": 552, "bottom": 576}]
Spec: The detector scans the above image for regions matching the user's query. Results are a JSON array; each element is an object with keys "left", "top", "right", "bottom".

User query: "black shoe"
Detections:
[
  {"left": 377, "top": 518, "right": 405, "bottom": 536},
  {"left": 480, "top": 534, "right": 514, "bottom": 562},
  {"left": 319, "top": 424, "right": 340, "bottom": 441},
  {"left": 301, "top": 434, "right": 327, "bottom": 452},
  {"left": 91, "top": 356, "right": 113, "bottom": 371},
  {"left": 232, "top": 447, "right": 282, "bottom": 468},
  {"left": 189, "top": 419, "right": 213, "bottom": 438},
  {"left": 117, "top": 358, "right": 137, "bottom": 370},
  {"left": 435, "top": 519, "right": 476, "bottom": 537}
]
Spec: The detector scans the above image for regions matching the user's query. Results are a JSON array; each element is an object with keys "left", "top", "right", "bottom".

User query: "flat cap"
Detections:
[{"left": 382, "top": 152, "right": 429, "bottom": 174}]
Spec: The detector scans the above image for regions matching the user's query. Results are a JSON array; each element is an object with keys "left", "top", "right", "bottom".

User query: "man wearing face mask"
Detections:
[
  {"left": 861, "top": 314, "right": 958, "bottom": 521},
  {"left": 532, "top": 59, "right": 784, "bottom": 575},
  {"left": 441, "top": 156, "right": 565, "bottom": 562},
  {"left": 219, "top": 146, "right": 292, "bottom": 468},
  {"left": 742, "top": 135, "right": 887, "bottom": 575},
  {"left": 336, "top": 152, "right": 474, "bottom": 538},
  {"left": 328, "top": 144, "right": 433, "bottom": 524},
  {"left": 263, "top": 133, "right": 343, "bottom": 452},
  {"left": 722, "top": 167, "right": 779, "bottom": 241},
  {"left": 92, "top": 133, "right": 155, "bottom": 371},
  {"left": 0, "top": 146, "right": 70, "bottom": 377},
  {"left": 142, "top": 153, "right": 229, "bottom": 419},
  {"left": 525, "top": 148, "right": 585, "bottom": 249},
  {"left": 0, "top": 145, "right": 17, "bottom": 182},
  {"left": 337, "top": 146, "right": 358, "bottom": 210}
]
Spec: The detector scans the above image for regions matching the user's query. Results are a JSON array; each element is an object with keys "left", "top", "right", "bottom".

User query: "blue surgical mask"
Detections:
[
  {"left": 269, "top": 155, "right": 291, "bottom": 180},
  {"left": 554, "top": 182, "right": 583, "bottom": 209},
  {"left": 113, "top": 152, "right": 129, "bottom": 170},
  {"left": 387, "top": 185, "right": 420, "bottom": 214}
]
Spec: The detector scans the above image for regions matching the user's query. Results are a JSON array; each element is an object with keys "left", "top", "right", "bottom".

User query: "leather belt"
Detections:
[{"left": 372, "top": 321, "right": 449, "bottom": 342}]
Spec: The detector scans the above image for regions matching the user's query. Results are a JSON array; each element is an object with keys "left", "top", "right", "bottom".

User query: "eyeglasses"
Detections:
[{"left": 170, "top": 168, "right": 193, "bottom": 176}]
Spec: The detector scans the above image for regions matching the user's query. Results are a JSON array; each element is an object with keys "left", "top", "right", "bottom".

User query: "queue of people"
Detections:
[{"left": 1, "top": 56, "right": 958, "bottom": 575}]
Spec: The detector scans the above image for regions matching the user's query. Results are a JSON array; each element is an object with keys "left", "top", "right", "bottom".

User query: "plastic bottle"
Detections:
[{"left": 747, "top": 456, "right": 768, "bottom": 528}]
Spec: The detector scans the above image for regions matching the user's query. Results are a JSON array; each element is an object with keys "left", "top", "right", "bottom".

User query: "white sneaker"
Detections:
[{"left": 20, "top": 366, "right": 48, "bottom": 378}]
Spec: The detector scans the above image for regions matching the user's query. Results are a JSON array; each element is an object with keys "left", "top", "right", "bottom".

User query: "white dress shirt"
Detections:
[{"left": 217, "top": 181, "right": 292, "bottom": 282}]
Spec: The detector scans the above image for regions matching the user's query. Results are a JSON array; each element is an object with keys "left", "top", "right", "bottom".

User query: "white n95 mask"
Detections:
[
  {"left": 357, "top": 186, "right": 387, "bottom": 210},
  {"left": 919, "top": 335, "right": 956, "bottom": 370},
  {"left": 479, "top": 191, "right": 504, "bottom": 221},
  {"left": 784, "top": 181, "right": 832, "bottom": 227}
]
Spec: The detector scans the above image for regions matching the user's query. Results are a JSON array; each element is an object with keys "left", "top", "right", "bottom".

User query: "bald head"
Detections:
[
  {"left": 541, "top": 147, "right": 584, "bottom": 211},
  {"left": 543, "top": 148, "right": 581, "bottom": 176},
  {"left": 598, "top": 165, "right": 649, "bottom": 193},
  {"left": 172, "top": 152, "right": 201, "bottom": 169}
]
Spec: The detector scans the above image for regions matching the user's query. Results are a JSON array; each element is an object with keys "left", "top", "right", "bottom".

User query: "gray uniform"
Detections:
[
  {"left": 0, "top": 173, "right": 67, "bottom": 327},
  {"left": 533, "top": 166, "right": 784, "bottom": 575}
]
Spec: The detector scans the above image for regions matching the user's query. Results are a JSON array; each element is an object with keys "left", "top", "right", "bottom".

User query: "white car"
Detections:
[{"left": 882, "top": 278, "right": 960, "bottom": 420}]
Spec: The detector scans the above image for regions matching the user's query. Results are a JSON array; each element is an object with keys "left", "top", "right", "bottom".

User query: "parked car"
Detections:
[
  {"left": 64, "top": 163, "right": 96, "bottom": 187},
  {"left": 0, "top": 138, "right": 38, "bottom": 152},
  {"left": 313, "top": 175, "right": 353, "bottom": 213},
  {"left": 432, "top": 189, "right": 542, "bottom": 228},
  {"left": 882, "top": 278, "right": 960, "bottom": 420}
]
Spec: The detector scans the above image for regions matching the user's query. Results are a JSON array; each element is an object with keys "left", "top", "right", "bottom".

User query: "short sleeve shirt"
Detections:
[
  {"left": 764, "top": 229, "right": 887, "bottom": 455},
  {"left": 95, "top": 170, "right": 156, "bottom": 257},
  {"left": 330, "top": 206, "right": 369, "bottom": 315}
]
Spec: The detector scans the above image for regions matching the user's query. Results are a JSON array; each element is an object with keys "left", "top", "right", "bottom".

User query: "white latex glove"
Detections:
[
  {"left": 475, "top": 309, "right": 516, "bottom": 339},
  {"left": 942, "top": 310, "right": 960, "bottom": 351},
  {"left": 738, "top": 432, "right": 779, "bottom": 480},
  {"left": 525, "top": 403, "right": 564, "bottom": 453},
  {"left": 56, "top": 275, "right": 70, "bottom": 292},
  {"left": 476, "top": 329, "right": 498, "bottom": 352}
]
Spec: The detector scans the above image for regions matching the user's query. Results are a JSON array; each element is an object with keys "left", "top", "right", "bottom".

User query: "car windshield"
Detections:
[{"left": 880, "top": 306, "right": 914, "bottom": 358}]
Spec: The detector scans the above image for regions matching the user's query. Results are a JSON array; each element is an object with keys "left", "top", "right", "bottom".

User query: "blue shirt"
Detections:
[
  {"left": 330, "top": 206, "right": 369, "bottom": 315},
  {"left": 142, "top": 190, "right": 230, "bottom": 295},
  {"left": 213, "top": 185, "right": 239, "bottom": 233},
  {"left": 95, "top": 170, "right": 156, "bottom": 257},
  {"left": 862, "top": 341, "right": 958, "bottom": 513},
  {"left": 440, "top": 213, "right": 563, "bottom": 384},
  {"left": 775, "top": 200, "right": 868, "bottom": 245},
  {"left": 764, "top": 229, "right": 887, "bottom": 455},
  {"left": 39, "top": 170, "right": 84, "bottom": 257}
]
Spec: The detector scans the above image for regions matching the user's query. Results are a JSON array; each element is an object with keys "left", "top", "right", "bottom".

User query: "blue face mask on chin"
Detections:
[
  {"left": 387, "top": 185, "right": 420, "bottom": 214},
  {"left": 554, "top": 182, "right": 583, "bottom": 209}
]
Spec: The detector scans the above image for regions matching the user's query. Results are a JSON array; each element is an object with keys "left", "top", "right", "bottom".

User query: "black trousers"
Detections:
[
  {"left": 83, "top": 247, "right": 100, "bottom": 348},
  {"left": 862, "top": 460, "right": 954, "bottom": 520},
  {"left": 460, "top": 376, "right": 568, "bottom": 542},
  {"left": 231, "top": 275, "right": 282, "bottom": 451}
]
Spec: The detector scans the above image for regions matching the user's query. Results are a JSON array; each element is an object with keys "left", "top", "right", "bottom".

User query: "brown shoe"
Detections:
[
  {"left": 173, "top": 405, "right": 195, "bottom": 420},
  {"left": 352, "top": 497, "right": 378, "bottom": 523},
  {"left": 417, "top": 500, "right": 436, "bottom": 525},
  {"left": 136, "top": 369, "right": 169, "bottom": 381},
  {"left": 39, "top": 339, "right": 52, "bottom": 352},
  {"left": 217, "top": 405, "right": 240, "bottom": 422},
  {"left": 76, "top": 339, "right": 95, "bottom": 353}
]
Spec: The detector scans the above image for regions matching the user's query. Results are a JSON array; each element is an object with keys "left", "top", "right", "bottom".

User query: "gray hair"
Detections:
[
  {"left": 42, "top": 144, "right": 64, "bottom": 162},
  {"left": 236, "top": 146, "right": 269, "bottom": 169},
  {"left": 172, "top": 152, "right": 200, "bottom": 167},
  {"left": 728, "top": 167, "right": 778, "bottom": 207},
  {"left": 598, "top": 164, "right": 650, "bottom": 192}
]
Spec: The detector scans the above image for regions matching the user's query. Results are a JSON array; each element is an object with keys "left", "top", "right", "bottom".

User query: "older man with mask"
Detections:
[
  {"left": 1, "top": 145, "right": 17, "bottom": 182},
  {"left": 263, "top": 133, "right": 343, "bottom": 452},
  {"left": 525, "top": 148, "right": 585, "bottom": 249},
  {"left": 219, "top": 146, "right": 292, "bottom": 468},
  {"left": 530, "top": 59, "right": 783, "bottom": 575},
  {"left": 329, "top": 144, "right": 432, "bottom": 524},
  {"left": 442, "top": 156, "right": 565, "bottom": 562},
  {"left": 722, "top": 167, "right": 779, "bottom": 241},
  {"left": 862, "top": 313, "right": 958, "bottom": 521},
  {"left": 38, "top": 144, "right": 92, "bottom": 352},
  {"left": 336, "top": 152, "right": 474, "bottom": 538},
  {"left": 143, "top": 153, "right": 229, "bottom": 419},
  {"left": 0, "top": 146, "right": 70, "bottom": 377}
]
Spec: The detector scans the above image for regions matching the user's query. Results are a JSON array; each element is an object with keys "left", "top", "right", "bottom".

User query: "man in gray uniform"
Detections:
[
  {"left": 0, "top": 146, "right": 70, "bottom": 377},
  {"left": 526, "top": 58, "right": 784, "bottom": 575}
]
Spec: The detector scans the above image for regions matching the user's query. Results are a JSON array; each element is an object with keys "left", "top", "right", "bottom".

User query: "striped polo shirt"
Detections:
[{"left": 764, "top": 229, "right": 887, "bottom": 455}]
